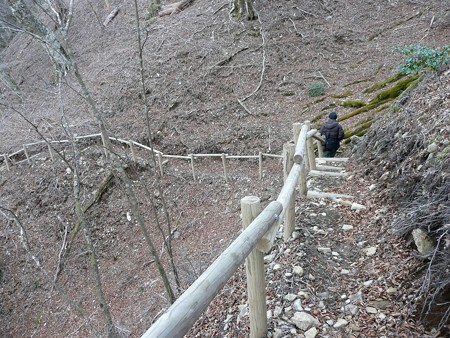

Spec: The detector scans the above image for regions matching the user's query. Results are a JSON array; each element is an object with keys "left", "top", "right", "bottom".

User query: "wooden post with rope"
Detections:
[{"left": 258, "top": 152, "right": 263, "bottom": 179}]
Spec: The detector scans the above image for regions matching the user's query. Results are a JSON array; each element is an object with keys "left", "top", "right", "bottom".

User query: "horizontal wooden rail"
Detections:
[{"left": 141, "top": 201, "right": 283, "bottom": 338}]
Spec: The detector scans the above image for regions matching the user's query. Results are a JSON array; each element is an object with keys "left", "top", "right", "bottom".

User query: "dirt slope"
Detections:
[{"left": 0, "top": 0, "right": 449, "bottom": 337}]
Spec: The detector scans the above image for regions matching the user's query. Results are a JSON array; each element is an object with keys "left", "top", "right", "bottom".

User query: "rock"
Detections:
[
  {"left": 285, "top": 272, "right": 293, "bottom": 278},
  {"left": 290, "top": 312, "right": 320, "bottom": 331},
  {"left": 224, "top": 314, "right": 233, "bottom": 323},
  {"left": 274, "top": 306, "right": 283, "bottom": 317},
  {"left": 341, "top": 269, "right": 350, "bottom": 275},
  {"left": 305, "top": 327, "right": 318, "bottom": 338},
  {"left": 363, "top": 280, "right": 373, "bottom": 287},
  {"left": 344, "top": 304, "right": 359, "bottom": 315},
  {"left": 293, "top": 299, "right": 303, "bottom": 311},
  {"left": 412, "top": 228, "right": 434, "bottom": 255},
  {"left": 332, "top": 251, "right": 340, "bottom": 256},
  {"left": 292, "top": 231, "right": 300, "bottom": 240},
  {"left": 351, "top": 202, "right": 366, "bottom": 211},
  {"left": 317, "top": 247, "right": 332, "bottom": 254},
  {"left": 264, "top": 254, "right": 276, "bottom": 263},
  {"left": 326, "top": 319, "right": 334, "bottom": 326},
  {"left": 317, "top": 292, "right": 330, "bottom": 300},
  {"left": 273, "top": 328, "right": 283, "bottom": 338},
  {"left": 285, "top": 293, "right": 297, "bottom": 301},
  {"left": 333, "top": 318, "right": 348, "bottom": 328},
  {"left": 368, "top": 184, "right": 377, "bottom": 191},
  {"left": 273, "top": 263, "right": 282, "bottom": 270},
  {"left": 267, "top": 309, "right": 272, "bottom": 319},
  {"left": 238, "top": 304, "right": 247, "bottom": 318},
  {"left": 369, "top": 300, "right": 390, "bottom": 310},
  {"left": 308, "top": 274, "right": 315, "bottom": 281},
  {"left": 298, "top": 291, "right": 310, "bottom": 299},
  {"left": 366, "top": 306, "right": 378, "bottom": 314},
  {"left": 379, "top": 312, "right": 386, "bottom": 320},
  {"left": 293, "top": 266, "right": 304, "bottom": 276},
  {"left": 427, "top": 142, "right": 438, "bottom": 153},
  {"left": 348, "top": 292, "right": 363, "bottom": 302},
  {"left": 342, "top": 224, "right": 353, "bottom": 231},
  {"left": 65, "top": 167, "right": 72, "bottom": 174},
  {"left": 386, "top": 287, "right": 398, "bottom": 295},
  {"left": 364, "top": 246, "right": 377, "bottom": 256}
]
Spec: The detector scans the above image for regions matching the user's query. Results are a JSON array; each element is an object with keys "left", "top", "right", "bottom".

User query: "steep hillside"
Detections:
[{"left": 0, "top": 0, "right": 449, "bottom": 337}]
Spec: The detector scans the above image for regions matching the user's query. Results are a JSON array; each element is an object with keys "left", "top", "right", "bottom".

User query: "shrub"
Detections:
[
  {"left": 306, "top": 82, "right": 325, "bottom": 97},
  {"left": 395, "top": 45, "right": 450, "bottom": 74}
]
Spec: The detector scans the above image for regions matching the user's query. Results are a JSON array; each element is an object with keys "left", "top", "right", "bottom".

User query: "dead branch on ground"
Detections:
[{"left": 159, "top": 0, "right": 194, "bottom": 17}]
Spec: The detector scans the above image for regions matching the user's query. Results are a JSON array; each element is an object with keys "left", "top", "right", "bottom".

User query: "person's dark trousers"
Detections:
[{"left": 324, "top": 148, "right": 337, "bottom": 158}]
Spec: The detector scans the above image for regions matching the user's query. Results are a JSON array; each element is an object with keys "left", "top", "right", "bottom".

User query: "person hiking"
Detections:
[{"left": 320, "top": 112, "right": 344, "bottom": 158}]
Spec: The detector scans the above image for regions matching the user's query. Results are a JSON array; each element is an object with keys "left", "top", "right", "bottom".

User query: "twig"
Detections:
[
  {"left": 52, "top": 216, "right": 69, "bottom": 291},
  {"left": 213, "top": 3, "right": 228, "bottom": 15},
  {"left": 318, "top": 71, "right": 331, "bottom": 87},
  {"left": 237, "top": 99, "right": 253, "bottom": 115},
  {"left": 240, "top": 13, "right": 266, "bottom": 102},
  {"left": 289, "top": 18, "right": 304, "bottom": 38}
]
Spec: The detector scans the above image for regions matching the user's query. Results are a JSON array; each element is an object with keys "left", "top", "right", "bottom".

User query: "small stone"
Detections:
[
  {"left": 267, "top": 310, "right": 272, "bottom": 319},
  {"left": 333, "top": 318, "right": 348, "bottom": 328},
  {"left": 273, "top": 328, "right": 283, "bottom": 338},
  {"left": 274, "top": 306, "right": 283, "bottom": 317},
  {"left": 273, "top": 263, "right": 282, "bottom": 270},
  {"left": 264, "top": 254, "right": 276, "bottom": 263},
  {"left": 379, "top": 312, "right": 386, "bottom": 320},
  {"left": 285, "top": 272, "right": 293, "bottom": 278},
  {"left": 305, "top": 327, "right": 318, "bottom": 338},
  {"left": 363, "top": 280, "right": 374, "bottom": 287},
  {"left": 344, "top": 304, "right": 359, "bottom": 315},
  {"left": 341, "top": 294, "right": 347, "bottom": 300},
  {"left": 351, "top": 203, "right": 366, "bottom": 211},
  {"left": 65, "top": 167, "right": 72, "bottom": 174},
  {"left": 386, "top": 287, "right": 398, "bottom": 295},
  {"left": 293, "top": 299, "right": 303, "bottom": 311},
  {"left": 348, "top": 292, "right": 363, "bottom": 302},
  {"left": 341, "top": 269, "right": 350, "bottom": 275},
  {"left": 308, "top": 274, "right": 315, "bottom": 281},
  {"left": 427, "top": 142, "right": 438, "bottom": 153},
  {"left": 317, "top": 292, "right": 329, "bottom": 300},
  {"left": 366, "top": 306, "right": 378, "bottom": 314},
  {"left": 285, "top": 293, "right": 297, "bottom": 301},
  {"left": 292, "top": 231, "right": 300, "bottom": 239},
  {"left": 224, "top": 314, "right": 233, "bottom": 323},
  {"left": 412, "top": 228, "right": 434, "bottom": 255},
  {"left": 368, "top": 184, "right": 377, "bottom": 191},
  {"left": 291, "top": 312, "right": 320, "bottom": 331},
  {"left": 298, "top": 291, "right": 310, "bottom": 299},
  {"left": 317, "top": 247, "right": 332, "bottom": 254},
  {"left": 293, "top": 266, "right": 304, "bottom": 276},
  {"left": 364, "top": 246, "right": 377, "bottom": 256},
  {"left": 310, "top": 213, "right": 317, "bottom": 217},
  {"left": 342, "top": 224, "right": 354, "bottom": 231},
  {"left": 326, "top": 319, "right": 334, "bottom": 326}
]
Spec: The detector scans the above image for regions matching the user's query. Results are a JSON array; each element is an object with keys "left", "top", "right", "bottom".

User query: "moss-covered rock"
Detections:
[
  {"left": 363, "top": 72, "right": 404, "bottom": 93},
  {"left": 339, "top": 100, "right": 367, "bottom": 108}
]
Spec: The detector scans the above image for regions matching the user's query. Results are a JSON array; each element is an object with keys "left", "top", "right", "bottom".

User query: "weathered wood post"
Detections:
[
  {"left": 241, "top": 196, "right": 267, "bottom": 338},
  {"left": 293, "top": 124, "right": 309, "bottom": 196},
  {"left": 283, "top": 143, "right": 295, "bottom": 241},
  {"left": 3, "top": 154, "right": 10, "bottom": 171},
  {"left": 258, "top": 152, "right": 263, "bottom": 179},
  {"left": 157, "top": 153, "right": 164, "bottom": 177},
  {"left": 299, "top": 162, "right": 307, "bottom": 196},
  {"left": 293, "top": 123, "right": 301, "bottom": 144},
  {"left": 23, "top": 145, "right": 31, "bottom": 164},
  {"left": 306, "top": 123, "right": 316, "bottom": 171},
  {"left": 129, "top": 140, "right": 137, "bottom": 162},
  {"left": 222, "top": 153, "right": 228, "bottom": 182},
  {"left": 190, "top": 154, "right": 197, "bottom": 181},
  {"left": 47, "top": 144, "right": 55, "bottom": 161}
]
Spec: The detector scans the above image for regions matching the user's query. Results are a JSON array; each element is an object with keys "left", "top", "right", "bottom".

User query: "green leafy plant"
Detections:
[
  {"left": 395, "top": 45, "right": 450, "bottom": 74},
  {"left": 306, "top": 82, "right": 325, "bottom": 97}
]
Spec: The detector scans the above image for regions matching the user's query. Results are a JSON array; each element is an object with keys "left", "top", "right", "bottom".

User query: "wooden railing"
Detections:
[
  {"left": 0, "top": 133, "right": 283, "bottom": 180},
  {"left": 141, "top": 121, "right": 325, "bottom": 338}
]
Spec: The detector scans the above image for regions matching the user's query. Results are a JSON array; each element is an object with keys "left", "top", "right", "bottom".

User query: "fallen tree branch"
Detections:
[{"left": 159, "top": 0, "right": 194, "bottom": 16}]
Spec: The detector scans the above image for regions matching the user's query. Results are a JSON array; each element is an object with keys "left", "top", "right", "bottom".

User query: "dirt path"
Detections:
[{"left": 189, "top": 156, "right": 433, "bottom": 337}]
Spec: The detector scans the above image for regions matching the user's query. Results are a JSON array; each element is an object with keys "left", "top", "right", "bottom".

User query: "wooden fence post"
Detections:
[
  {"left": 305, "top": 122, "right": 316, "bottom": 171},
  {"left": 316, "top": 140, "right": 324, "bottom": 158},
  {"left": 299, "top": 162, "right": 307, "bottom": 196},
  {"left": 190, "top": 154, "right": 197, "bottom": 181},
  {"left": 283, "top": 143, "right": 295, "bottom": 241},
  {"left": 23, "top": 145, "right": 31, "bottom": 164},
  {"left": 129, "top": 140, "right": 137, "bottom": 162},
  {"left": 241, "top": 196, "right": 267, "bottom": 338},
  {"left": 157, "top": 153, "right": 164, "bottom": 177},
  {"left": 258, "top": 152, "right": 263, "bottom": 179},
  {"left": 3, "top": 154, "right": 10, "bottom": 171},
  {"left": 222, "top": 153, "right": 228, "bottom": 182}
]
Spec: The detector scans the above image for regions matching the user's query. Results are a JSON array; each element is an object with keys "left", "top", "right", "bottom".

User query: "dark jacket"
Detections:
[{"left": 320, "top": 119, "right": 344, "bottom": 150}]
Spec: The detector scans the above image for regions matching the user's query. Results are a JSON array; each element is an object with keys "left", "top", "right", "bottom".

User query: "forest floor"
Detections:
[{"left": 1, "top": 0, "right": 449, "bottom": 337}]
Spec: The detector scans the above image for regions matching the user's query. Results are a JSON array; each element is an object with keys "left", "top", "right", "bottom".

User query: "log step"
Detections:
[
  {"left": 316, "top": 164, "right": 344, "bottom": 172},
  {"left": 307, "top": 190, "right": 354, "bottom": 200},
  {"left": 309, "top": 170, "right": 348, "bottom": 177},
  {"left": 316, "top": 157, "right": 349, "bottom": 163}
]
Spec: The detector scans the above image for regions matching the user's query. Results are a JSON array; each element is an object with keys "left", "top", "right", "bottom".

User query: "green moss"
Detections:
[
  {"left": 311, "top": 112, "right": 327, "bottom": 123},
  {"left": 339, "top": 100, "right": 367, "bottom": 108},
  {"left": 363, "top": 72, "right": 404, "bottom": 93},
  {"left": 331, "top": 90, "right": 353, "bottom": 98},
  {"left": 321, "top": 103, "right": 337, "bottom": 111},
  {"left": 344, "top": 119, "right": 373, "bottom": 138},
  {"left": 369, "top": 74, "right": 419, "bottom": 103},
  {"left": 343, "top": 78, "right": 373, "bottom": 87}
]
